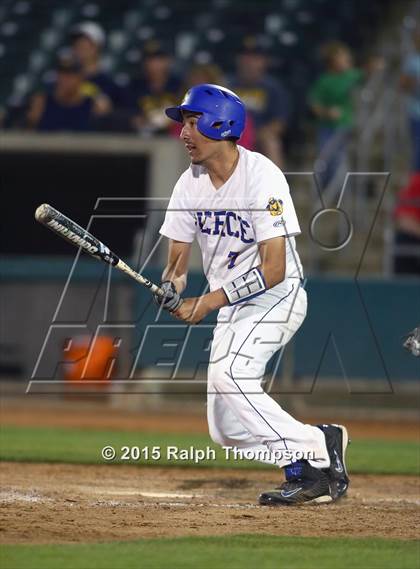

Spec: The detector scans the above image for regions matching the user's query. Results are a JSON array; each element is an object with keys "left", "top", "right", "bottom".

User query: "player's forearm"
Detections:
[
  {"left": 259, "top": 262, "right": 285, "bottom": 289},
  {"left": 161, "top": 267, "right": 188, "bottom": 294},
  {"left": 162, "top": 241, "right": 191, "bottom": 294},
  {"left": 257, "top": 239, "right": 286, "bottom": 289},
  {"left": 201, "top": 289, "right": 229, "bottom": 312}
]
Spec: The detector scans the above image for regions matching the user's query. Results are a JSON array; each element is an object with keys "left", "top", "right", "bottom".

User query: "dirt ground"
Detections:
[
  {"left": 1, "top": 397, "right": 419, "bottom": 545},
  {"left": 0, "top": 462, "right": 419, "bottom": 544}
]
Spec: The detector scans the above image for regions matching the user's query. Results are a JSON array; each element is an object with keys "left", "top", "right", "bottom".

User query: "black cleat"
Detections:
[
  {"left": 259, "top": 460, "right": 332, "bottom": 506},
  {"left": 317, "top": 424, "right": 350, "bottom": 500}
]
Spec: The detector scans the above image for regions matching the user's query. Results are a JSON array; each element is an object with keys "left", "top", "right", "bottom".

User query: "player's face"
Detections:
[{"left": 180, "top": 112, "right": 219, "bottom": 164}]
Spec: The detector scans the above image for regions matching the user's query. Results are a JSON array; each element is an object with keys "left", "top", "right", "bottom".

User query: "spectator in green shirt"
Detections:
[{"left": 309, "top": 42, "right": 362, "bottom": 191}]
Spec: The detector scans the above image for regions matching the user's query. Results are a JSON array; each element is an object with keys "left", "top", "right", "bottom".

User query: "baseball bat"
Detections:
[{"left": 35, "top": 203, "right": 165, "bottom": 297}]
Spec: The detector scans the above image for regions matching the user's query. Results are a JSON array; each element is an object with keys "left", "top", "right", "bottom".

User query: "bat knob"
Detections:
[{"left": 35, "top": 203, "right": 52, "bottom": 222}]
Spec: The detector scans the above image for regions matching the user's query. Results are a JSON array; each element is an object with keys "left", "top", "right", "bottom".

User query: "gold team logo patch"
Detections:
[{"left": 266, "top": 197, "right": 283, "bottom": 216}]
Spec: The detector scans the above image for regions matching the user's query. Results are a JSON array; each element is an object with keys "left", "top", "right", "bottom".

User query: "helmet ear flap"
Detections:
[
  {"left": 196, "top": 112, "right": 218, "bottom": 139},
  {"left": 197, "top": 114, "right": 237, "bottom": 140}
]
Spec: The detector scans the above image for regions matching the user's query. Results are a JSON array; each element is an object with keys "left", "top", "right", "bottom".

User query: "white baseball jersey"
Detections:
[{"left": 159, "top": 145, "right": 303, "bottom": 292}]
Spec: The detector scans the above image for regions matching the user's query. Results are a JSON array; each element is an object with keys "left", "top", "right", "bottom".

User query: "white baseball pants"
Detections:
[{"left": 207, "top": 279, "right": 330, "bottom": 469}]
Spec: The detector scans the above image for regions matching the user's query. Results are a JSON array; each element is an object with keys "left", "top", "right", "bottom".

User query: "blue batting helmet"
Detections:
[{"left": 165, "top": 83, "right": 246, "bottom": 141}]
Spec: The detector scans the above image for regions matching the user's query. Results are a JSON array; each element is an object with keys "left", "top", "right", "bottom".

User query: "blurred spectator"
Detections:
[
  {"left": 169, "top": 63, "right": 256, "bottom": 150},
  {"left": 26, "top": 55, "right": 110, "bottom": 132},
  {"left": 309, "top": 42, "right": 362, "bottom": 192},
  {"left": 70, "top": 22, "right": 123, "bottom": 107},
  {"left": 229, "top": 36, "right": 290, "bottom": 167},
  {"left": 400, "top": 29, "right": 420, "bottom": 172},
  {"left": 187, "top": 62, "right": 224, "bottom": 88},
  {"left": 393, "top": 172, "right": 420, "bottom": 275},
  {"left": 126, "top": 40, "right": 181, "bottom": 135}
]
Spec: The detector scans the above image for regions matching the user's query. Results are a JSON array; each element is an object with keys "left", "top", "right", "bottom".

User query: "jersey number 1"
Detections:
[{"left": 227, "top": 251, "right": 239, "bottom": 269}]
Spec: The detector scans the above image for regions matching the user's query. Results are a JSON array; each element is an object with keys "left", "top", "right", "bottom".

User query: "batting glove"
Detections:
[
  {"left": 403, "top": 327, "right": 420, "bottom": 357},
  {"left": 153, "top": 280, "right": 182, "bottom": 312}
]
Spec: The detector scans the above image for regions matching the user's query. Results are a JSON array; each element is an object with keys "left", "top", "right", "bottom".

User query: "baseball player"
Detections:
[{"left": 155, "top": 84, "right": 349, "bottom": 505}]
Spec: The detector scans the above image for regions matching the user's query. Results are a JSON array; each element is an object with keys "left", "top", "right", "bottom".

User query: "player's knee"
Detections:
[
  {"left": 229, "top": 363, "right": 265, "bottom": 395},
  {"left": 208, "top": 424, "right": 227, "bottom": 447},
  {"left": 230, "top": 359, "right": 264, "bottom": 386},
  {"left": 208, "top": 362, "right": 232, "bottom": 392},
  {"left": 209, "top": 359, "right": 265, "bottom": 394}
]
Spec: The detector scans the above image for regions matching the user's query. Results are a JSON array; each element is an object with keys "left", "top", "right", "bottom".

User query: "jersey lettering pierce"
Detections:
[{"left": 194, "top": 210, "right": 254, "bottom": 243}]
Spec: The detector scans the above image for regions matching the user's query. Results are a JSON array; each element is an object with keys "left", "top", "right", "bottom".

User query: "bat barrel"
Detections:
[
  {"left": 35, "top": 203, "right": 119, "bottom": 265},
  {"left": 35, "top": 203, "right": 165, "bottom": 297}
]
